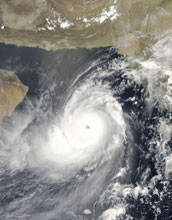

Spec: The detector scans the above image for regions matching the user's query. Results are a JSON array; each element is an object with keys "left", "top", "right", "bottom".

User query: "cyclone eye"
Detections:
[{"left": 85, "top": 124, "right": 90, "bottom": 129}]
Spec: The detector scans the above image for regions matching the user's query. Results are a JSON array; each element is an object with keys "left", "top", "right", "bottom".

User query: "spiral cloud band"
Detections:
[{"left": 34, "top": 77, "right": 126, "bottom": 180}]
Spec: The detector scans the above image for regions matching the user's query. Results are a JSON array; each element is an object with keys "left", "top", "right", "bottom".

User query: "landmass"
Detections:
[
  {"left": 0, "top": 0, "right": 171, "bottom": 56},
  {"left": 0, "top": 69, "right": 28, "bottom": 123},
  {"left": 0, "top": 0, "right": 172, "bottom": 111}
]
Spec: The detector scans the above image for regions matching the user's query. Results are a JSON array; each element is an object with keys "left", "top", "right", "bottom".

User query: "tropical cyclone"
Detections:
[
  {"left": 0, "top": 0, "right": 171, "bottom": 55},
  {"left": 0, "top": 69, "right": 28, "bottom": 124}
]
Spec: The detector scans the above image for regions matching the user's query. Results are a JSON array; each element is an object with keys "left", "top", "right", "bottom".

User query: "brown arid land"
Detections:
[
  {"left": 0, "top": 69, "right": 28, "bottom": 123},
  {"left": 0, "top": 0, "right": 171, "bottom": 56}
]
